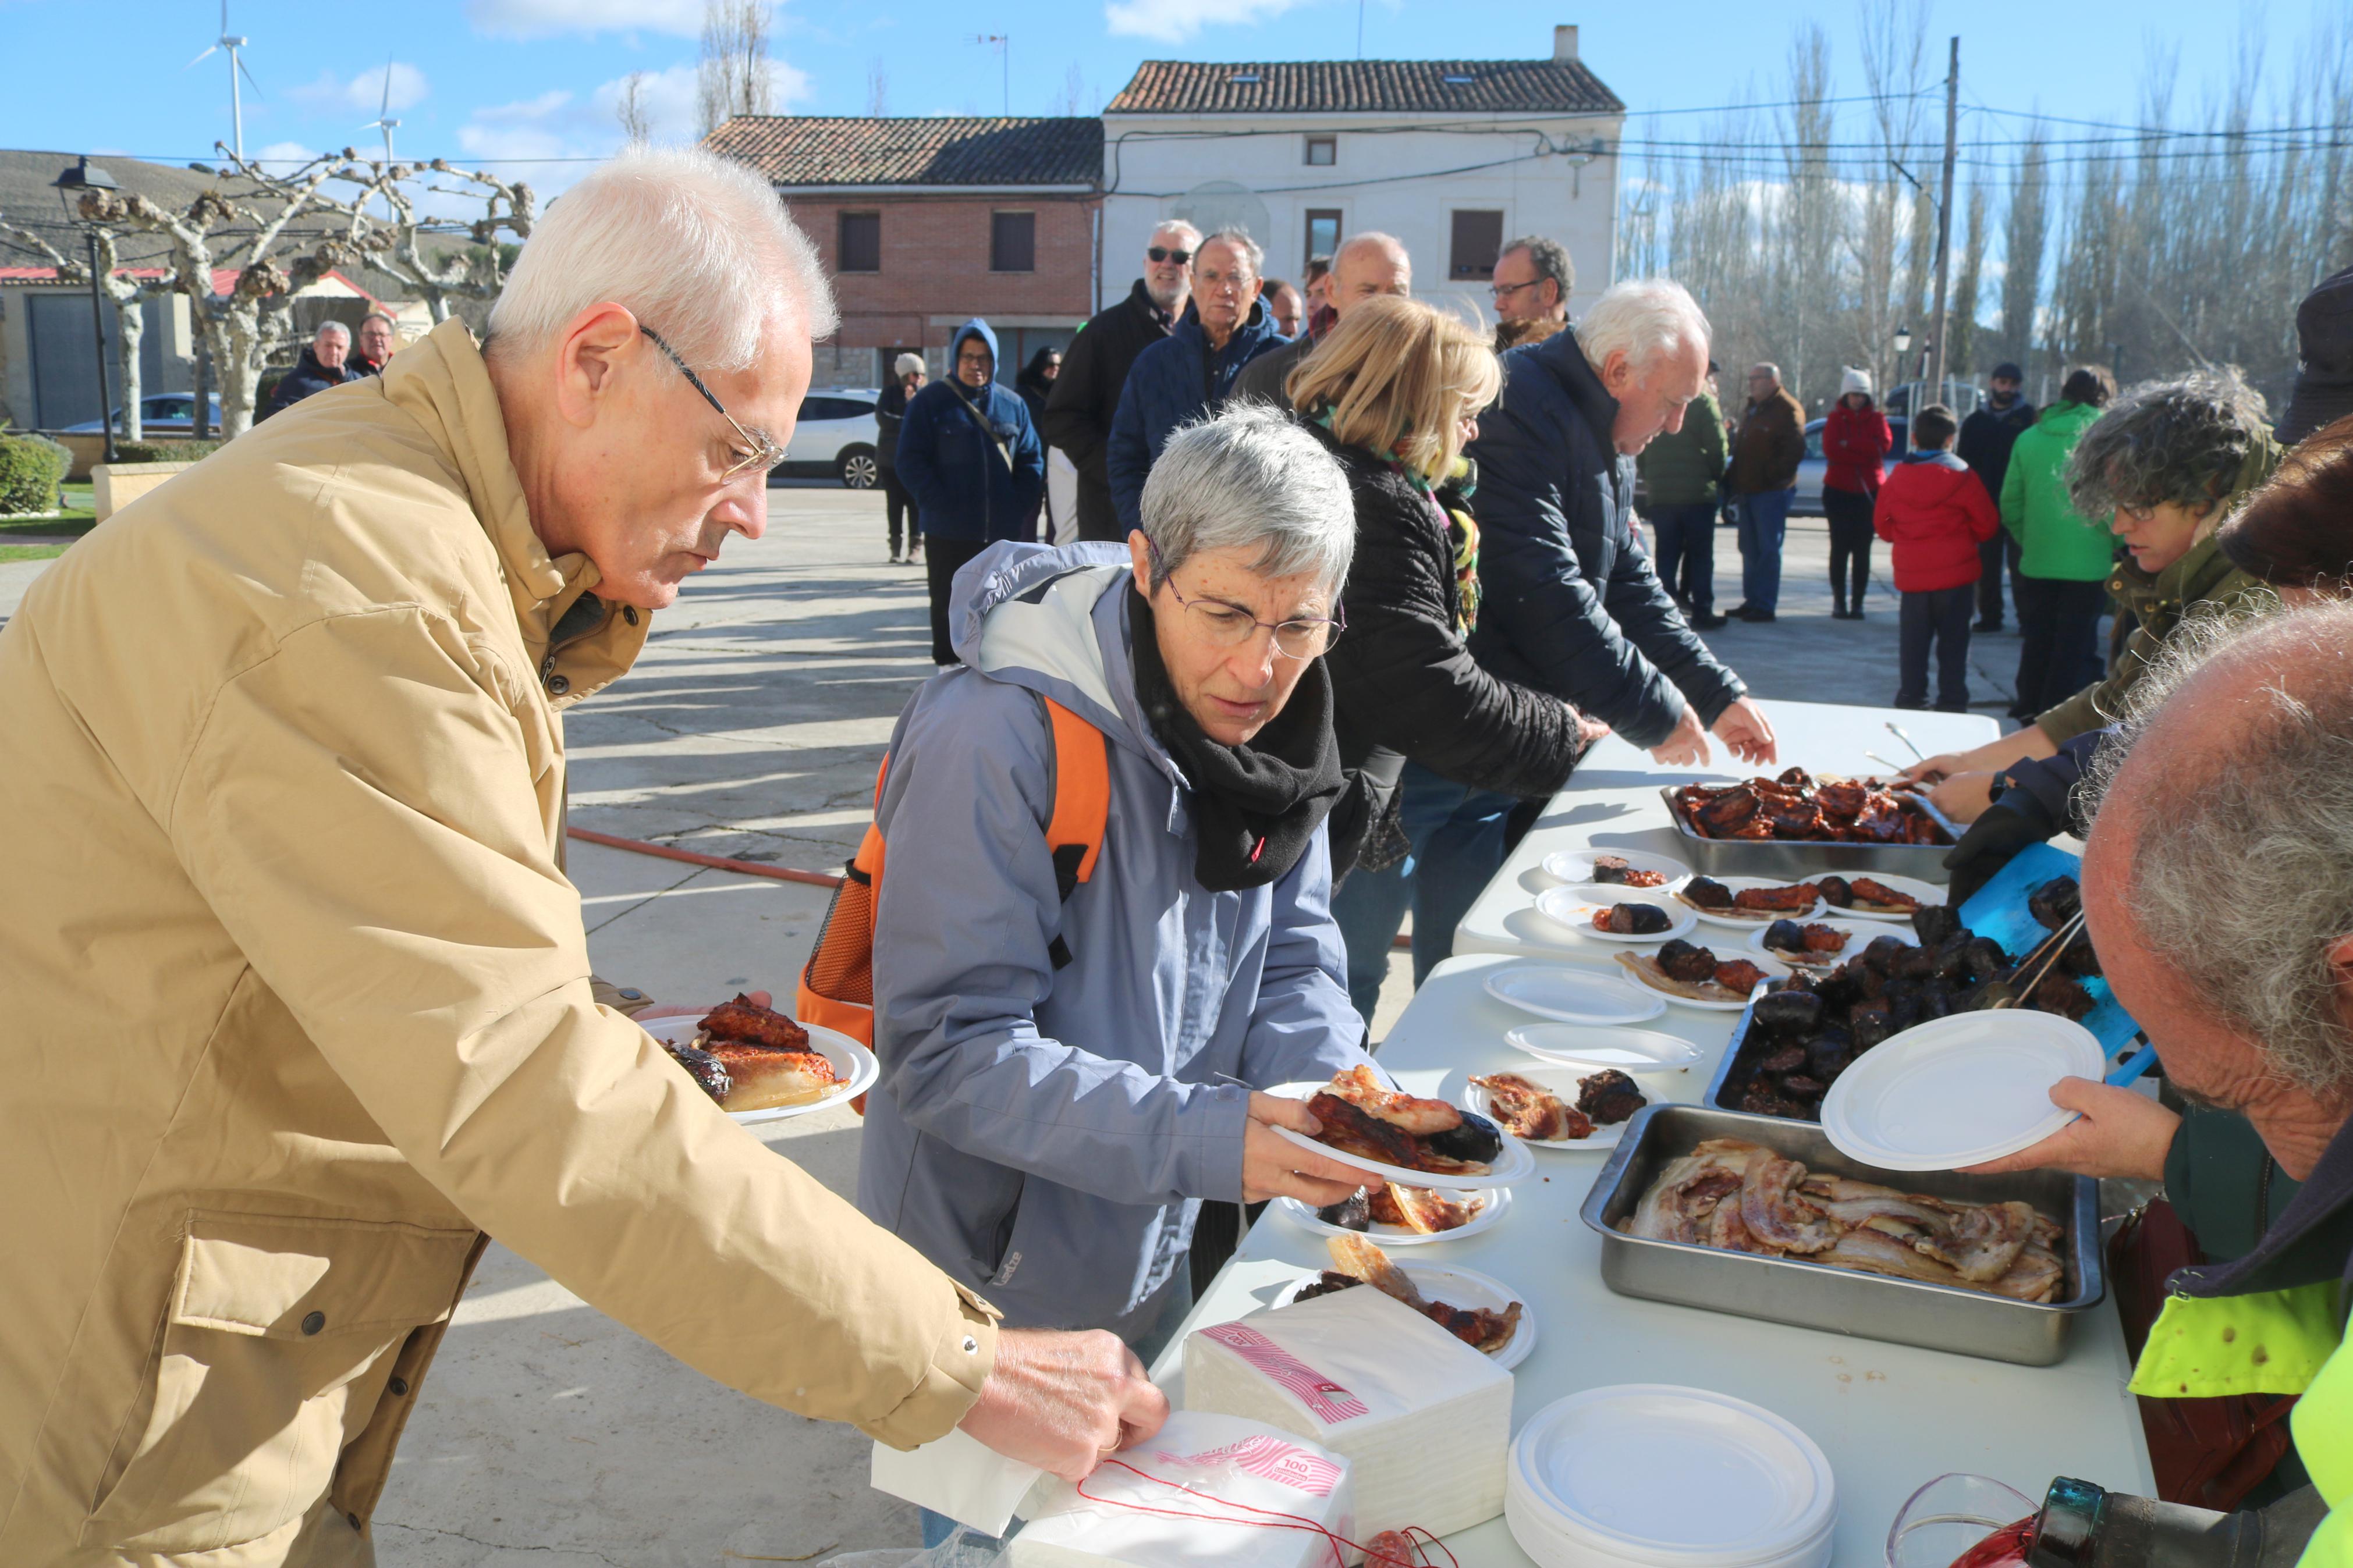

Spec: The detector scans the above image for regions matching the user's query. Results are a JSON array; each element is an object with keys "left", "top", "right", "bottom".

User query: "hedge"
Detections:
[
  {"left": 114, "top": 439, "right": 225, "bottom": 464},
  {"left": 0, "top": 431, "right": 72, "bottom": 515}
]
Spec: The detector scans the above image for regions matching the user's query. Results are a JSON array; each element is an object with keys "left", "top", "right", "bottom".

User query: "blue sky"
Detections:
[{"left": 0, "top": 0, "right": 2334, "bottom": 191}]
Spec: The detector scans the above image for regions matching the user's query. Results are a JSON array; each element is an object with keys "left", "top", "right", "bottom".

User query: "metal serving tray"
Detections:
[
  {"left": 1658, "top": 785, "right": 1961, "bottom": 879},
  {"left": 1580, "top": 1104, "right": 2104, "bottom": 1366},
  {"left": 1705, "top": 997, "right": 1809, "bottom": 1119}
]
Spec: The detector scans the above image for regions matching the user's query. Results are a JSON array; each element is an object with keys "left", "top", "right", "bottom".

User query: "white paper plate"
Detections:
[
  {"left": 1820, "top": 1009, "right": 2107, "bottom": 1171},
  {"left": 1465, "top": 1065, "right": 1649, "bottom": 1153},
  {"left": 1484, "top": 965, "right": 1668, "bottom": 1025},
  {"left": 1613, "top": 948, "right": 1791, "bottom": 1012},
  {"left": 1534, "top": 885, "right": 1699, "bottom": 945},
  {"left": 1272, "top": 1184, "right": 1511, "bottom": 1247},
  {"left": 1503, "top": 1023, "right": 1705, "bottom": 1073},
  {"left": 1266, "top": 1110, "right": 1535, "bottom": 1189},
  {"left": 1674, "top": 876, "right": 1829, "bottom": 927},
  {"left": 1745, "top": 918, "right": 1916, "bottom": 971},
  {"left": 643, "top": 1014, "right": 878, "bottom": 1125},
  {"left": 1511, "top": 1385, "right": 1836, "bottom": 1560},
  {"left": 1820, "top": 870, "right": 1946, "bottom": 922},
  {"left": 1541, "top": 848, "right": 1693, "bottom": 888},
  {"left": 1273, "top": 1263, "right": 1537, "bottom": 1371}
]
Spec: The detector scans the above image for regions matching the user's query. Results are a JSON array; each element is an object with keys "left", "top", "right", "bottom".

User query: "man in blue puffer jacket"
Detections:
[
  {"left": 1105, "top": 229, "right": 1286, "bottom": 536},
  {"left": 897, "top": 318, "right": 1046, "bottom": 662}
]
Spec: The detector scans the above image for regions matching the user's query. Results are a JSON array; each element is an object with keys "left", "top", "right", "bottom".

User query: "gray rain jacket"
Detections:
[{"left": 855, "top": 542, "right": 1371, "bottom": 1333}]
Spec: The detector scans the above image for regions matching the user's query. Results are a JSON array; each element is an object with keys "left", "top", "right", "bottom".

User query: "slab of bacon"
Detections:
[
  {"left": 1622, "top": 1138, "right": 2063, "bottom": 1301},
  {"left": 1307, "top": 1065, "right": 1504, "bottom": 1175}
]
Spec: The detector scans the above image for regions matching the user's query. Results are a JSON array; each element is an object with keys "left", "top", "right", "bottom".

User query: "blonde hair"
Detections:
[{"left": 1283, "top": 296, "right": 1501, "bottom": 483}]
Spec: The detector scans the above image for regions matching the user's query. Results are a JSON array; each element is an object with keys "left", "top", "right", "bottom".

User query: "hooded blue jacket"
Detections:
[
  {"left": 855, "top": 542, "right": 1369, "bottom": 1334},
  {"left": 1467, "top": 327, "right": 1747, "bottom": 748},
  {"left": 1105, "top": 299, "right": 1286, "bottom": 537},
  {"left": 895, "top": 319, "right": 1046, "bottom": 542}
]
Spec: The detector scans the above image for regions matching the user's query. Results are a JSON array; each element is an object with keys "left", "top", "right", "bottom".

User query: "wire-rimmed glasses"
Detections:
[
  {"left": 638, "top": 324, "right": 787, "bottom": 483},
  {"left": 1145, "top": 536, "right": 1343, "bottom": 660}
]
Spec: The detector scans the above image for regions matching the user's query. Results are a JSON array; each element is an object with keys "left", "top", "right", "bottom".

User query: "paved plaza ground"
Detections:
[{"left": 0, "top": 486, "right": 2033, "bottom": 1565}]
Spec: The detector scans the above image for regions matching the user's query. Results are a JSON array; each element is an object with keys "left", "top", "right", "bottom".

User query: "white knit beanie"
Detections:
[
  {"left": 895, "top": 353, "right": 927, "bottom": 378},
  {"left": 1840, "top": 367, "right": 1873, "bottom": 399}
]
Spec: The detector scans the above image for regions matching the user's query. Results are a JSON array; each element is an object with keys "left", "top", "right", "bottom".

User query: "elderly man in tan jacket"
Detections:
[{"left": 0, "top": 148, "right": 1162, "bottom": 1568}]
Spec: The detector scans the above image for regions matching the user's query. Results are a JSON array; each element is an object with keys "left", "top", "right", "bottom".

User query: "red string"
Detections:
[{"left": 1073, "top": 1457, "right": 1461, "bottom": 1568}]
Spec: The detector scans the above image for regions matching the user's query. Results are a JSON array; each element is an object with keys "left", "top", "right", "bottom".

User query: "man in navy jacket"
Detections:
[
  {"left": 896, "top": 319, "right": 1046, "bottom": 663},
  {"left": 1105, "top": 230, "right": 1284, "bottom": 536}
]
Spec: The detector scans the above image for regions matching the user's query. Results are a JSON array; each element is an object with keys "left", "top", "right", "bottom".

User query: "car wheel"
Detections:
[{"left": 839, "top": 447, "right": 879, "bottom": 489}]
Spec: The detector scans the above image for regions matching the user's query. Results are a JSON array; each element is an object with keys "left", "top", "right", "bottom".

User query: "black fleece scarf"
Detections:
[{"left": 1128, "top": 586, "right": 1346, "bottom": 893}]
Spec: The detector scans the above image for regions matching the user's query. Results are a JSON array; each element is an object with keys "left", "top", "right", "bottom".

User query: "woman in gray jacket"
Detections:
[{"left": 857, "top": 408, "right": 1376, "bottom": 1389}]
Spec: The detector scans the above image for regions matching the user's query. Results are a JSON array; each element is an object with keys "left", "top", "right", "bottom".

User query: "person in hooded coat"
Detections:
[
  {"left": 1821, "top": 367, "right": 1893, "bottom": 618},
  {"left": 895, "top": 319, "right": 1046, "bottom": 663}
]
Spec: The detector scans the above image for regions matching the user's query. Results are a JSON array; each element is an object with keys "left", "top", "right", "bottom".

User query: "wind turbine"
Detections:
[
  {"left": 363, "top": 56, "right": 401, "bottom": 165},
  {"left": 186, "top": 0, "right": 260, "bottom": 160}
]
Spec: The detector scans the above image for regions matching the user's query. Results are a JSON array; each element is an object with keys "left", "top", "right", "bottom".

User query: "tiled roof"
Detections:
[
  {"left": 1106, "top": 59, "right": 1624, "bottom": 116},
  {"left": 705, "top": 117, "right": 1103, "bottom": 188}
]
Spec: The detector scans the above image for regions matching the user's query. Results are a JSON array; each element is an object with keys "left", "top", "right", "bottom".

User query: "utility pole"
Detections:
[{"left": 1926, "top": 35, "right": 1960, "bottom": 405}]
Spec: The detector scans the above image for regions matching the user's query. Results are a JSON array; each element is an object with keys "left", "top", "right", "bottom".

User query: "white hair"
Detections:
[
  {"left": 1577, "top": 278, "right": 1711, "bottom": 376},
  {"left": 1200, "top": 227, "right": 1264, "bottom": 280},
  {"left": 313, "top": 321, "right": 350, "bottom": 343},
  {"left": 1141, "top": 403, "right": 1353, "bottom": 593},
  {"left": 1149, "top": 218, "right": 1203, "bottom": 251},
  {"left": 486, "top": 146, "right": 837, "bottom": 374}
]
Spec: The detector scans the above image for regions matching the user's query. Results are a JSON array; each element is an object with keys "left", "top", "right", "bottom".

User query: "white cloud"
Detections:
[
  {"left": 254, "top": 140, "right": 322, "bottom": 171},
  {"left": 465, "top": 0, "right": 705, "bottom": 39},
  {"left": 456, "top": 61, "right": 810, "bottom": 171},
  {"left": 289, "top": 62, "right": 430, "bottom": 116},
  {"left": 1105, "top": 0, "right": 1309, "bottom": 43}
]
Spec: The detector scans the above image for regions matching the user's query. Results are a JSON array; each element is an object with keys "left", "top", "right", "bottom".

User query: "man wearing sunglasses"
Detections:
[
  {"left": 1044, "top": 221, "right": 1202, "bottom": 544},
  {"left": 0, "top": 148, "right": 1165, "bottom": 1565},
  {"left": 858, "top": 407, "right": 1376, "bottom": 1478}
]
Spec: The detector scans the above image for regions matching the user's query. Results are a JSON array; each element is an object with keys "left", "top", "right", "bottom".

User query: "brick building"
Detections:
[{"left": 704, "top": 116, "right": 1102, "bottom": 389}]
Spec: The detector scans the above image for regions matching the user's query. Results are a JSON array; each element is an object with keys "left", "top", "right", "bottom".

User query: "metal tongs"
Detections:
[{"left": 1978, "top": 908, "right": 2088, "bottom": 1011}]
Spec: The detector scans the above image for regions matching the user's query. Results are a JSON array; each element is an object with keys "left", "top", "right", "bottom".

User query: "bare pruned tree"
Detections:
[
  {"left": 1949, "top": 181, "right": 1989, "bottom": 379},
  {"left": 1998, "top": 129, "right": 2049, "bottom": 374},
  {"left": 698, "top": 0, "right": 775, "bottom": 138},
  {"left": 617, "top": 72, "right": 653, "bottom": 146},
  {"left": 865, "top": 58, "right": 889, "bottom": 118},
  {"left": 0, "top": 214, "right": 159, "bottom": 442}
]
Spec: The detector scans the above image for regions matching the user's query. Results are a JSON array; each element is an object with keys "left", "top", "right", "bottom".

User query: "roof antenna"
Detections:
[{"left": 1355, "top": 0, "right": 1364, "bottom": 58}]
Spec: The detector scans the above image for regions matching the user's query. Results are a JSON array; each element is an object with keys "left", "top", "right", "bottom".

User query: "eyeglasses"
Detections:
[
  {"left": 1147, "top": 246, "right": 1194, "bottom": 265},
  {"left": 1145, "top": 537, "right": 1344, "bottom": 660},
  {"left": 1489, "top": 278, "right": 1542, "bottom": 300},
  {"left": 638, "top": 324, "right": 786, "bottom": 482}
]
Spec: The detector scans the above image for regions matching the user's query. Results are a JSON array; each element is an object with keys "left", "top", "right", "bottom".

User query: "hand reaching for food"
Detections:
[
  {"left": 1925, "top": 770, "right": 1998, "bottom": 825},
  {"left": 1244, "top": 1092, "right": 1372, "bottom": 1207},
  {"left": 1648, "top": 705, "right": 1713, "bottom": 768},
  {"left": 1712, "top": 696, "right": 1780, "bottom": 766},
  {"left": 1958, "top": 1077, "right": 2180, "bottom": 1181},
  {"left": 957, "top": 1327, "right": 1169, "bottom": 1483}
]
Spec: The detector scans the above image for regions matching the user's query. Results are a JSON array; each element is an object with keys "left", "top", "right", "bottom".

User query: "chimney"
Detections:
[{"left": 1553, "top": 24, "right": 1578, "bottom": 62}]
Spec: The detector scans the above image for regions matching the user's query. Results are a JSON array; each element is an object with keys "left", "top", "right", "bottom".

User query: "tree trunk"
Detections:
[{"left": 114, "top": 295, "right": 145, "bottom": 444}]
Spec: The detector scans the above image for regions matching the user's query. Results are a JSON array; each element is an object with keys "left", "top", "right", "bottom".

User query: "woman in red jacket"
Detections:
[
  {"left": 1822, "top": 368, "right": 1894, "bottom": 618},
  {"left": 1873, "top": 404, "right": 2001, "bottom": 711}
]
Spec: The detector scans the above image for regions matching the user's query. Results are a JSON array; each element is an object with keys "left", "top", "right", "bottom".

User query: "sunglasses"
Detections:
[{"left": 1147, "top": 246, "right": 1194, "bottom": 265}]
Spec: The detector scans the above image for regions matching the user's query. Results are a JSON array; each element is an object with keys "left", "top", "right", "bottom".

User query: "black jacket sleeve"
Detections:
[
  {"left": 1041, "top": 322, "right": 1113, "bottom": 478},
  {"left": 1470, "top": 392, "right": 1742, "bottom": 747},
  {"left": 1992, "top": 727, "right": 2113, "bottom": 837},
  {"left": 1323, "top": 460, "right": 1585, "bottom": 798}
]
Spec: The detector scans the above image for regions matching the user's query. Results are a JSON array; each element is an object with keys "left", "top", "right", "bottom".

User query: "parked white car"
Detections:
[
  {"left": 61, "top": 392, "right": 225, "bottom": 437},
  {"left": 775, "top": 388, "right": 881, "bottom": 489}
]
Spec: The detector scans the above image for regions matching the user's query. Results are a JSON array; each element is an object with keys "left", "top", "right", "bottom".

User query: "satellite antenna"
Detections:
[
  {"left": 363, "top": 55, "right": 402, "bottom": 164},
  {"left": 186, "top": 0, "right": 261, "bottom": 160}
]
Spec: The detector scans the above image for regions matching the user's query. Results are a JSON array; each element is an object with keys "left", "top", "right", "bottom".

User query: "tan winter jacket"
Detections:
[{"left": 0, "top": 319, "right": 998, "bottom": 1567}]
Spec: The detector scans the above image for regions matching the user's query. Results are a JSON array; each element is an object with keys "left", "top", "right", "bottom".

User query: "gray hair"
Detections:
[
  {"left": 895, "top": 352, "right": 926, "bottom": 378},
  {"left": 2085, "top": 597, "right": 2353, "bottom": 1096},
  {"left": 2065, "top": 369, "right": 2273, "bottom": 520},
  {"left": 1500, "top": 235, "right": 1573, "bottom": 306},
  {"left": 314, "top": 320, "right": 350, "bottom": 343},
  {"left": 1577, "top": 279, "right": 1711, "bottom": 376},
  {"left": 1149, "top": 218, "right": 1204, "bottom": 251},
  {"left": 1140, "top": 403, "right": 1354, "bottom": 594},
  {"left": 486, "top": 146, "right": 837, "bottom": 374},
  {"left": 1199, "top": 227, "right": 1264, "bottom": 280}
]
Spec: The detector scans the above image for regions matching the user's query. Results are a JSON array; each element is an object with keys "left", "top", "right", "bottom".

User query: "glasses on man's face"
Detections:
[
  {"left": 1489, "top": 278, "right": 1541, "bottom": 300},
  {"left": 1145, "top": 538, "right": 1343, "bottom": 660},
  {"left": 638, "top": 325, "right": 786, "bottom": 483},
  {"left": 1147, "top": 246, "right": 1194, "bottom": 265}
]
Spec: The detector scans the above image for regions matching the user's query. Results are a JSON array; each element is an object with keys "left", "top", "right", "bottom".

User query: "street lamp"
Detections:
[{"left": 53, "top": 156, "right": 122, "bottom": 465}]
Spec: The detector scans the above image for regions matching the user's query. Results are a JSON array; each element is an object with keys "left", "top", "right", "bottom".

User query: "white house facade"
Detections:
[{"left": 1099, "top": 27, "right": 1624, "bottom": 320}]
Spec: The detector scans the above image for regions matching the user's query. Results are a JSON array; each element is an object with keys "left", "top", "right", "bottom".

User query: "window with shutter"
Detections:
[
  {"left": 991, "top": 211, "right": 1036, "bottom": 273},
  {"left": 839, "top": 212, "right": 881, "bottom": 273},
  {"left": 1304, "top": 209, "right": 1342, "bottom": 263},
  {"left": 1450, "top": 211, "right": 1505, "bottom": 280}
]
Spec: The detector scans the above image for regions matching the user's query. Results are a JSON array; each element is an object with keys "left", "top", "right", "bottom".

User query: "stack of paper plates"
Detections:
[{"left": 1505, "top": 1386, "right": 1836, "bottom": 1568}]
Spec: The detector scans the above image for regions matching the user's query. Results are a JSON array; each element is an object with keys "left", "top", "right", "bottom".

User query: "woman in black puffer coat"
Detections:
[{"left": 1293, "top": 296, "right": 1604, "bottom": 1019}]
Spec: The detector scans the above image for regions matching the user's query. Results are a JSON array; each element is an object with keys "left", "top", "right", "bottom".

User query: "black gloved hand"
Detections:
[{"left": 1943, "top": 790, "right": 2061, "bottom": 908}]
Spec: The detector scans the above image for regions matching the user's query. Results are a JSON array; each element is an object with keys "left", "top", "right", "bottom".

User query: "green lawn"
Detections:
[
  {"left": 0, "top": 543, "right": 69, "bottom": 563},
  {"left": 0, "top": 483, "right": 97, "bottom": 543}
]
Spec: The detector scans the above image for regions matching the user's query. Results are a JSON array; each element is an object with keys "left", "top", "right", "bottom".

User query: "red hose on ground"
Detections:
[{"left": 566, "top": 826, "right": 846, "bottom": 889}]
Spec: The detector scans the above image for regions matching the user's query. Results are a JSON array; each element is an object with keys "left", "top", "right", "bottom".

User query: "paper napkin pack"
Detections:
[
  {"left": 1181, "top": 1287, "right": 1511, "bottom": 1544},
  {"left": 1009, "top": 1411, "right": 1354, "bottom": 1568},
  {"left": 869, "top": 1427, "right": 1050, "bottom": 1538}
]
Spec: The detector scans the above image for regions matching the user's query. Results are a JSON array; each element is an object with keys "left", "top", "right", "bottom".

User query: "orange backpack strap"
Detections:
[{"left": 1041, "top": 698, "right": 1109, "bottom": 968}]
